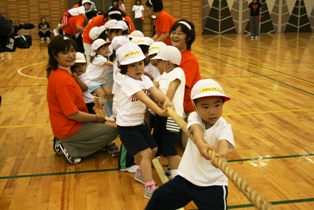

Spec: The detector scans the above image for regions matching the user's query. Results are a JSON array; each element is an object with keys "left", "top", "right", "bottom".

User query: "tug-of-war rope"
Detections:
[{"left": 166, "top": 107, "right": 273, "bottom": 210}]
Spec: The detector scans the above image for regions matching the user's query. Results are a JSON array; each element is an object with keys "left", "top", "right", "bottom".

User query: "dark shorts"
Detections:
[
  {"left": 153, "top": 115, "right": 179, "bottom": 157},
  {"left": 117, "top": 124, "right": 157, "bottom": 157}
]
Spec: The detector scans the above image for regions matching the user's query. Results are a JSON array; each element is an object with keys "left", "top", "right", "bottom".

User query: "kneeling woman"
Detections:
[{"left": 46, "top": 35, "right": 118, "bottom": 164}]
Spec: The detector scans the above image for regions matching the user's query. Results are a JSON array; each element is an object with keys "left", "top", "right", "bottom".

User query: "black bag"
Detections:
[{"left": 14, "top": 34, "right": 32, "bottom": 48}]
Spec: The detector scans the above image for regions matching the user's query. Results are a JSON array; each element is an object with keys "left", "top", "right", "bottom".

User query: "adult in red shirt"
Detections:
[
  {"left": 46, "top": 35, "right": 118, "bottom": 164},
  {"left": 170, "top": 19, "right": 201, "bottom": 148},
  {"left": 62, "top": 14, "right": 86, "bottom": 53},
  {"left": 145, "top": 0, "right": 176, "bottom": 45}
]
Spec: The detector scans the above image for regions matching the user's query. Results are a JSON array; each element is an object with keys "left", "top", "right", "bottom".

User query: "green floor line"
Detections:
[{"left": 0, "top": 153, "right": 313, "bottom": 180}]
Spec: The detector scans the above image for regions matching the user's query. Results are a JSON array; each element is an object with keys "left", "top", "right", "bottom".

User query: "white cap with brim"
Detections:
[
  {"left": 148, "top": 41, "right": 167, "bottom": 56},
  {"left": 75, "top": 52, "right": 87, "bottom": 63},
  {"left": 82, "top": 0, "right": 92, "bottom": 5},
  {"left": 132, "top": 36, "right": 154, "bottom": 46},
  {"left": 128, "top": 30, "right": 144, "bottom": 39},
  {"left": 151, "top": 45, "right": 181, "bottom": 65},
  {"left": 90, "top": 39, "right": 108, "bottom": 56},
  {"left": 89, "top": 26, "right": 106, "bottom": 40},
  {"left": 116, "top": 42, "right": 146, "bottom": 65},
  {"left": 111, "top": 36, "right": 130, "bottom": 51},
  {"left": 191, "top": 79, "right": 231, "bottom": 101},
  {"left": 105, "top": 19, "right": 123, "bottom": 30}
]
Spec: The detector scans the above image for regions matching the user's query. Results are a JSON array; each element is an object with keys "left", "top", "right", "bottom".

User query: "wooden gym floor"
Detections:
[{"left": 0, "top": 33, "right": 313, "bottom": 210}]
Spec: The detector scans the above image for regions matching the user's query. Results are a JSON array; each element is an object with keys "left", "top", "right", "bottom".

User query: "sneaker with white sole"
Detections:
[
  {"left": 144, "top": 185, "right": 156, "bottom": 199},
  {"left": 120, "top": 165, "right": 138, "bottom": 173},
  {"left": 165, "top": 165, "right": 171, "bottom": 176},
  {"left": 41, "top": 37, "right": 44, "bottom": 41},
  {"left": 58, "top": 143, "right": 81, "bottom": 164},
  {"left": 53, "top": 137, "right": 63, "bottom": 156},
  {"left": 103, "top": 142, "right": 119, "bottom": 157},
  {"left": 46, "top": 37, "right": 50, "bottom": 41},
  {"left": 134, "top": 169, "right": 156, "bottom": 184}
]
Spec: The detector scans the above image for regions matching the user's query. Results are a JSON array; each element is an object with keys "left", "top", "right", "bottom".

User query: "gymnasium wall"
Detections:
[{"left": 203, "top": 0, "right": 314, "bottom": 34}]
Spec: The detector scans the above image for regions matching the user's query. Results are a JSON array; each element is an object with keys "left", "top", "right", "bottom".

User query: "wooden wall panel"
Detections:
[{"left": 0, "top": 0, "right": 202, "bottom": 40}]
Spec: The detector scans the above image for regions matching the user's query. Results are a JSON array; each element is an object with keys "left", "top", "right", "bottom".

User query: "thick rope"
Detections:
[{"left": 167, "top": 108, "right": 273, "bottom": 210}]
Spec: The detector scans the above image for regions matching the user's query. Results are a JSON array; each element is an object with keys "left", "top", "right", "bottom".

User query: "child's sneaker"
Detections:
[
  {"left": 165, "top": 165, "right": 171, "bottom": 176},
  {"left": 134, "top": 169, "right": 145, "bottom": 184},
  {"left": 58, "top": 142, "right": 81, "bottom": 164},
  {"left": 53, "top": 137, "right": 63, "bottom": 156},
  {"left": 144, "top": 185, "right": 156, "bottom": 199},
  {"left": 120, "top": 165, "right": 138, "bottom": 173},
  {"left": 103, "top": 142, "right": 119, "bottom": 157},
  {"left": 46, "top": 37, "right": 50, "bottom": 41}
]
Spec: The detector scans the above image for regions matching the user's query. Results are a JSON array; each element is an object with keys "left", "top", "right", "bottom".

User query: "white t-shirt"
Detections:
[
  {"left": 68, "top": 6, "right": 85, "bottom": 16},
  {"left": 114, "top": 75, "right": 154, "bottom": 126},
  {"left": 155, "top": 67, "right": 185, "bottom": 118},
  {"left": 85, "top": 55, "right": 109, "bottom": 86},
  {"left": 132, "top": 5, "right": 144, "bottom": 18},
  {"left": 78, "top": 73, "right": 94, "bottom": 103},
  {"left": 145, "top": 62, "right": 160, "bottom": 81},
  {"left": 178, "top": 112, "right": 235, "bottom": 187}
]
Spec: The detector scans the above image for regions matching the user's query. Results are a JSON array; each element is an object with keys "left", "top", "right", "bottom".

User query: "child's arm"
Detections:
[
  {"left": 149, "top": 85, "right": 173, "bottom": 110},
  {"left": 103, "top": 60, "right": 113, "bottom": 66},
  {"left": 166, "top": 79, "right": 180, "bottom": 101},
  {"left": 72, "top": 73, "right": 88, "bottom": 91},
  {"left": 189, "top": 124, "right": 215, "bottom": 160},
  {"left": 133, "top": 90, "right": 168, "bottom": 116}
]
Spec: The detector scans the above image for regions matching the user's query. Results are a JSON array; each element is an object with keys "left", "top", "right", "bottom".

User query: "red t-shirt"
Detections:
[
  {"left": 47, "top": 67, "right": 88, "bottom": 138},
  {"left": 154, "top": 10, "right": 176, "bottom": 45},
  {"left": 180, "top": 50, "right": 201, "bottom": 114},
  {"left": 62, "top": 15, "right": 85, "bottom": 37},
  {"left": 83, "top": 15, "right": 106, "bottom": 44},
  {"left": 124, "top": 15, "right": 135, "bottom": 33}
]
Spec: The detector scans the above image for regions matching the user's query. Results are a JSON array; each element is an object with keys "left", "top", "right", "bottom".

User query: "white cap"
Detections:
[
  {"left": 151, "top": 45, "right": 181, "bottom": 65},
  {"left": 111, "top": 36, "right": 130, "bottom": 51},
  {"left": 117, "top": 20, "right": 128, "bottom": 31},
  {"left": 116, "top": 42, "right": 146, "bottom": 65},
  {"left": 128, "top": 30, "right": 144, "bottom": 39},
  {"left": 90, "top": 39, "right": 108, "bottom": 56},
  {"left": 132, "top": 36, "right": 154, "bottom": 46},
  {"left": 148, "top": 41, "right": 167, "bottom": 56},
  {"left": 89, "top": 26, "right": 106, "bottom": 40},
  {"left": 82, "top": 0, "right": 92, "bottom": 5},
  {"left": 75, "top": 52, "right": 87, "bottom": 63},
  {"left": 191, "top": 79, "right": 231, "bottom": 101},
  {"left": 104, "top": 19, "right": 123, "bottom": 30}
]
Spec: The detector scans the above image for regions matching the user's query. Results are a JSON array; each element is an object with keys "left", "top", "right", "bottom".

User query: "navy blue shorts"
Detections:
[
  {"left": 153, "top": 115, "right": 179, "bottom": 157},
  {"left": 117, "top": 124, "right": 157, "bottom": 157}
]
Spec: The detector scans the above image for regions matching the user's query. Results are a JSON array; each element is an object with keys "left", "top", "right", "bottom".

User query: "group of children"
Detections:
[{"left": 55, "top": 3, "right": 235, "bottom": 208}]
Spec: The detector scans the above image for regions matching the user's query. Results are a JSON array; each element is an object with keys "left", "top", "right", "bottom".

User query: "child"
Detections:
[
  {"left": 147, "top": 41, "right": 166, "bottom": 81},
  {"left": 248, "top": 0, "right": 262, "bottom": 39},
  {"left": 146, "top": 79, "right": 235, "bottom": 209},
  {"left": 114, "top": 42, "right": 173, "bottom": 199},
  {"left": 70, "top": 52, "right": 95, "bottom": 114},
  {"left": 86, "top": 38, "right": 119, "bottom": 155},
  {"left": 54, "top": 0, "right": 92, "bottom": 35},
  {"left": 150, "top": 45, "right": 185, "bottom": 178}
]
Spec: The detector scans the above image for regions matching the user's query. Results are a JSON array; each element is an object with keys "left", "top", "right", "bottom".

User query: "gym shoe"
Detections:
[
  {"left": 144, "top": 185, "right": 156, "bottom": 199},
  {"left": 134, "top": 169, "right": 156, "bottom": 185},
  {"left": 58, "top": 143, "right": 82, "bottom": 164},
  {"left": 105, "top": 115, "right": 115, "bottom": 122},
  {"left": 46, "top": 37, "right": 50, "bottom": 41},
  {"left": 53, "top": 137, "right": 63, "bottom": 156},
  {"left": 103, "top": 142, "right": 119, "bottom": 157},
  {"left": 120, "top": 165, "right": 138, "bottom": 173},
  {"left": 41, "top": 37, "right": 44, "bottom": 41},
  {"left": 251, "top": 36, "right": 254, "bottom": 39},
  {"left": 53, "top": 28, "right": 60, "bottom": 36},
  {"left": 165, "top": 165, "right": 171, "bottom": 176},
  {"left": 255, "top": 36, "right": 259, "bottom": 39}
]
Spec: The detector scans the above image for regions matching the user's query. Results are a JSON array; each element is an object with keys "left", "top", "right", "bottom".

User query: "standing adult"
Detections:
[
  {"left": 62, "top": 14, "right": 86, "bottom": 53},
  {"left": 132, "top": 0, "right": 144, "bottom": 32},
  {"left": 47, "top": 35, "right": 118, "bottom": 164},
  {"left": 170, "top": 19, "right": 201, "bottom": 149},
  {"left": 118, "top": 0, "right": 125, "bottom": 11},
  {"left": 145, "top": 0, "right": 176, "bottom": 45},
  {"left": 248, "top": 0, "right": 262, "bottom": 39},
  {"left": 38, "top": 17, "right": 51, "bottom": 41}
]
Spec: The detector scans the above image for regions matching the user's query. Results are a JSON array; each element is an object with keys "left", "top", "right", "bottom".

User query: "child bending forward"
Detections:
[{"left": 146, "top": 79, "right": 235, "bottom": 210}]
